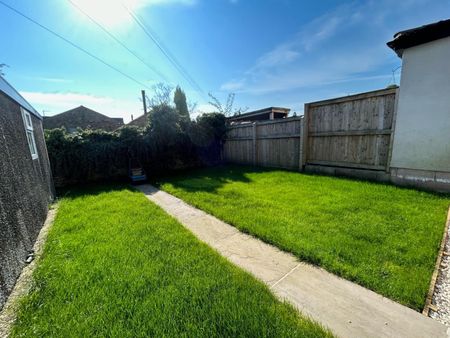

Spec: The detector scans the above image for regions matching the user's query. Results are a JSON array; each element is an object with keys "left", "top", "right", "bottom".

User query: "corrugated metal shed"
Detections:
[{"left": 0, "top": 76, "right": 41, "bottom": 118}]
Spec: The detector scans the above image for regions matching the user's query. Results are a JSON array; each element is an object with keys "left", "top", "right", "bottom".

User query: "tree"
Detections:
[
  {"left": 188, "top": 112, "right": 226, "bottom": 164},
  {"left": 193, "top": 113, "right": 226, "bottom": 145},
  {"left": 208, "top": 92, "right": 248, "bottom": 117},
  {"left": 147, "top": 104, "right": 181, "bottom": 146},
  {"left": 174, "top": 86, "right": 189, "bottom": 119},
  {"left": 174, "top": 86, "right": 190, "bottom": 130},
  {"left": 148, "top": 82, "right": 173, "bottom": 107}
]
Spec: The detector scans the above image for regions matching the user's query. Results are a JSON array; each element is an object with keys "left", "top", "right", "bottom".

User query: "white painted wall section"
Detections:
[{"left": 390, "top": 36, "right": 450, "bottom": 172}]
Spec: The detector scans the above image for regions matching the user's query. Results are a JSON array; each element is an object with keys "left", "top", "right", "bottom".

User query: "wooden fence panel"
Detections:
[
  {"left": 223, "top": 124, "right": 254, "bottom": 164},
  {"left": 305, "top": 88, "right": 396, "bottom": 171},
  {"left": 224, "top": 140, "right": 253, "bottom": 164},
  {"left": 224, "top": 118, "right": 302, "bottom": 170}
]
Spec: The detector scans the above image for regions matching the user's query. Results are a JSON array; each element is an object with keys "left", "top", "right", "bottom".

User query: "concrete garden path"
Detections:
[{"left": 138, "top": 184, "right": 449, "bottom": 338}]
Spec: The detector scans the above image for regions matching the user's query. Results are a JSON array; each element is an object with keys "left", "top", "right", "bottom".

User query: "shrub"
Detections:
[
  {"left": 45, "top": 111, "right": 226, "bottom": 187},
  {"left": 189, "top": 113, "right": 227, "bottom": 165}
]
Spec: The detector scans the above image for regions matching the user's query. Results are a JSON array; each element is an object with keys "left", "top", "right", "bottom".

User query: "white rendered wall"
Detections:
[{"left": 390, "top": 36, "right": 450, "bottom": 173}]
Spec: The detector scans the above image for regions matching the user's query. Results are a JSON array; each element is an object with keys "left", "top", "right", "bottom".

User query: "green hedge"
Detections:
[{"left": 45, "top": 111, "right": 226, "bottom": 187}]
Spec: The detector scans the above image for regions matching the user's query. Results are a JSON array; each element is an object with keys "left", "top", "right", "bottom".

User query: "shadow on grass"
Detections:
[
  {"left": 56, "top": 164, "right": 450, "bottom": 200},
  {"left": 152, "top": 165, "right": 266, "bottom": 193},
  {"left": 155, "top": 163, "right": 450, "bottom": 198},
  {"left": 56, "top": 183, "right": 135, "bottom": 200}
]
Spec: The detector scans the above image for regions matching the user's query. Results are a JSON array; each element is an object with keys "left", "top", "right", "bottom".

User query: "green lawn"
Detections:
[
  {"left": 157, "top": 165, "right": 450, "bottom": 311},
  {"left": 12, "top": 185, "right": 332, "bottom": 338}
]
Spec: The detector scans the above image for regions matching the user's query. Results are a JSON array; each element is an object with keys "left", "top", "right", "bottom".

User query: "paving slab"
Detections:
[
  {"left": 138, "top": 184, "right": 298, "bottom": 285},
  {"left": 138, "top": 184, "right": 449, "bottom": 338},
  {"left": 272, "top": 263, "right": 448, "bottom": 338}
]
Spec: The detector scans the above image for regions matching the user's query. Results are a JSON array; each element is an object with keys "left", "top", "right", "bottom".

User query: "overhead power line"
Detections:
[
  {"left": 123, "top": 4, "right": 207, "bottom": 98},
  {"left": 0, "top": 0, "right": 153, "bottom": 90},
  {"left": 67, "top": 0, "right": 168, "bottom": 82}
]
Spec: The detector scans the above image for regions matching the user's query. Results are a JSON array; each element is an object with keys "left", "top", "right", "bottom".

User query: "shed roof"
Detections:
[
  {"left": 387, "top": 19, "right": 450, "bottom": 57},
  {"left": 0, "top": 76, "right": 41, "bottom": 118},
  {"left": 227, "top": 107, "right": 290, "bottom": 122}
]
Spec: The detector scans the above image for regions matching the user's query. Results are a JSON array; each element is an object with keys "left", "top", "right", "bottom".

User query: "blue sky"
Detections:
[{"left": 1, "top": 0, "right": 449, "bottom": 122}]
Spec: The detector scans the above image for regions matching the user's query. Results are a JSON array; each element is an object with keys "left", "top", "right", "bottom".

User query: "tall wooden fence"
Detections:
[
  {"left": 304, "top": 88, "right": 397, "bottom": 171},
  {"left": 224, "top": 88, "right": 398, "bottom": 173},
  {"left": 224, "top": 117, "right": 303, "bottom": 170}
]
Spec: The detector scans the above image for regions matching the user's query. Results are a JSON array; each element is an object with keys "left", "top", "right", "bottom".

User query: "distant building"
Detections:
[
  {"left": 43, "top": 105, "right": 124, "bottom": 132},
  {"left": 0, "top": 76, "right": 54, "bottom": 308},
  {"left": 227, "top": 107, "right": 290, "bottom": 124},
  {"left": 126, "top": 112, "right": 149, "bottom": 128},
  {"left": 387, "top": 19, "right": 450, "bottom": 191}
]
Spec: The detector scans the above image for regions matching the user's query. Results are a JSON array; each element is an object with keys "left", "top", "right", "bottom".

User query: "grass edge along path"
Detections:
[
  {"left": 157, "top": 165, "right": 450, "bottom": 311},
  {"left": 0, "top": 205, "right": 57, "bottom": 338},
  {"left": 11, "top": 185, "right": 333, "bottom": 338}
]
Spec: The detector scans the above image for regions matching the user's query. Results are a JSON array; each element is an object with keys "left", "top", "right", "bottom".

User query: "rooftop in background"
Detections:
[
  {"left": 387, "top": 19, "right": 450, "bottom": 57},
  {"left": 0, "top": 76, "right": 40, "bottom": 118},
  {"left": 227, "top": 107, "right": 290, "bottom": 124},
  {"left": 43, "top": 105, "right": 124, "bottom": 132},
  {"left": 126, "top": 113, "right": 149, "bottom": 128}
]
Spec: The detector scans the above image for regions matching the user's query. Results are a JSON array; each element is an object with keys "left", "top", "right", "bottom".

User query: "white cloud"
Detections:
[
  {"left": 20, "top": 91, "right": 142, "bottom": 123},
  {"left": 219, "top": 0, "right": 444, "bottom": 95},
  {"left": 220, "top": 79, "right": 245, "bottom": 91},
  {"left": 33, "top": 77, "right": 73, "bottom": 83},
  {"left": 253, "top": 44, "right": 300, "bottom": 69},
  {"left": 21, "top": 91, "right": 111, "bottom": 106}
]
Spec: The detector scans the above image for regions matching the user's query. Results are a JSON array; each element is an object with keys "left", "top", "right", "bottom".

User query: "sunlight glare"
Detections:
[{"left": 72, "top": 0, "right": 140, "bottom": 28}]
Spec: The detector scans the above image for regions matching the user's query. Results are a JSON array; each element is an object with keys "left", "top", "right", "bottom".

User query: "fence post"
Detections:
[
  {"left": 300, "top": 104, "right": 310, "bottom": 170},
  {"left": 386, "top": 88, "right": 399, "bottom": 173},
  {"left": 252, "top": 122, "right": 257, "bottom": 166},
  {"left": 298, "top": 117, "right": 304, "bottom": 171}
]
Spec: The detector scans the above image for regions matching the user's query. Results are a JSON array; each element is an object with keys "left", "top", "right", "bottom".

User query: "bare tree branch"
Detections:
[
  {"left": 188, "top": 101, "right": 197, "bottom": 115},
  {"left": 208, "top": 92, "right": 247, "bottom": 117},
  {"left": 208, "top": 93, "right": 223, "bottom": 113},
  {"left": 149, "top": 82, "right": 174, "bottom": 107}
]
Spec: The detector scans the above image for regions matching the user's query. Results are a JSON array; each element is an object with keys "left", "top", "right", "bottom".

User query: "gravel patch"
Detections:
[{"left": 430, "top": 221, "right": 450, "bottom": 326}]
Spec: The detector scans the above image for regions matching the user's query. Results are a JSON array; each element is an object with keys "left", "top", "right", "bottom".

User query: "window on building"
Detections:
[{"left": 21, "top": 107, "right": 38, "bottom": 160}]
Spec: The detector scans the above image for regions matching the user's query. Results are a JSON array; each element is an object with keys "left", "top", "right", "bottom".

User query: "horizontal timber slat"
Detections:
[
  {"left": 308, "top": 88, "right": 397, "bottom": 107},
  {"left": 306, "top": 160, "right": 386, "bottom": 171},
  {"left": 309, "top": 129, "right": 391, "bottom": 137},
  {"left": 226, "top": 134, "right": 301, "bottom": 141}
]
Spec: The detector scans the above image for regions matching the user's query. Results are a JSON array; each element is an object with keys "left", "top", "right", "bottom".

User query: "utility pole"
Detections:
[{"left": 141, "top": 90, "right": 147, "bottom": 115}]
